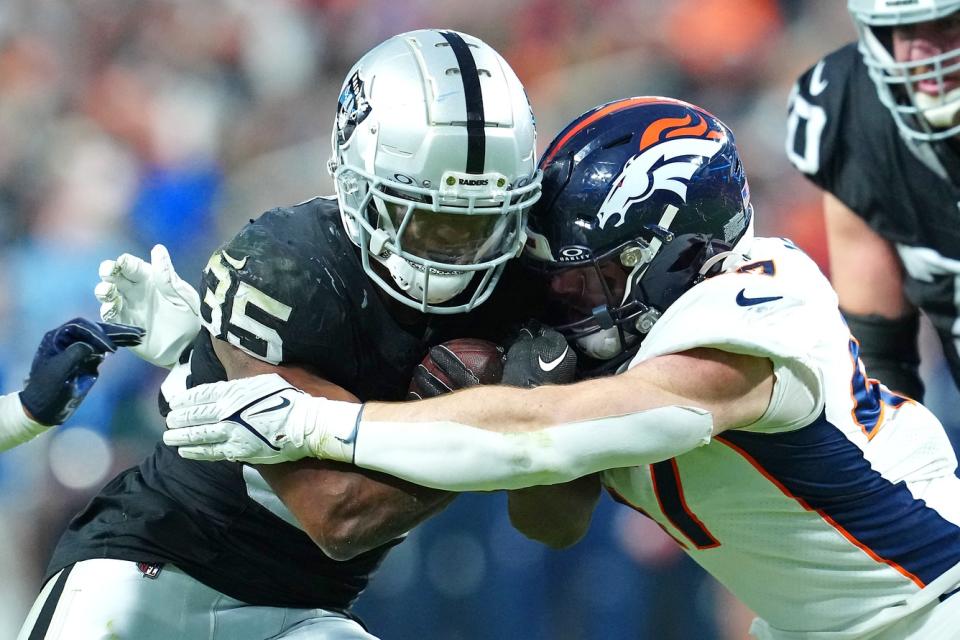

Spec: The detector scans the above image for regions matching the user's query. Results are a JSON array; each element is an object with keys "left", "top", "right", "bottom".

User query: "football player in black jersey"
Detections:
[
  {"left": 786, "top": 0, "right": 960, "bottom": 400},
  {"left": 17, "top": 30, "right": 541, "bottom": 640}
]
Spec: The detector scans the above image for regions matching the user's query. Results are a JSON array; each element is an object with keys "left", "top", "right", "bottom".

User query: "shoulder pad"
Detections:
[
  {"left": 198, "top": 198, "right": 370, "bottom": 365},
  {"left": 637, "top": 238, "right": 837, "bottom": 365}
]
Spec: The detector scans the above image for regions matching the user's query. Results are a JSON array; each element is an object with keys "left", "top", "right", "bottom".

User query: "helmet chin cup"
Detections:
[
  {"left": 383, "top": 253, "right": 473, "bottom": 304},
  {"left": 915, "top": 88, "right": 960, "bottom": 129}
]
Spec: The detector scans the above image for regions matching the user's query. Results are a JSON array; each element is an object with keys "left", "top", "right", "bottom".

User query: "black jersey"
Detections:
[
  {"left": 787, "top": 43, "right": 960, "bottom": 385},
  {"left": 46, "top": 197, "right": 509, "bottom": 610}
]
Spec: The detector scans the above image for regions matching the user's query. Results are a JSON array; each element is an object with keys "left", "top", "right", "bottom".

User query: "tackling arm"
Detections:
[
  {"left": 211, "top": 339, "right": 454, "bottom": 561},
  {"left": 351, "top": 347, "right": 773, "bottom": 490},
  {"left": 165, "top": 348, "right": 777, "bottom": 490}
]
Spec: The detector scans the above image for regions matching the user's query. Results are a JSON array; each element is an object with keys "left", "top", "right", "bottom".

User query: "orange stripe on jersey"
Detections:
[
  {"left": 735, "top": 259, "right": 776, "bottom": 276},
  {"left": 847, "top": 336, "right": 901, "bottom": 441},
  {"left": 542, "top": 97, "right": 678, "bottom": 166},
  {"left": 716, "top": 437, "right": 926, "bottom": 589}
]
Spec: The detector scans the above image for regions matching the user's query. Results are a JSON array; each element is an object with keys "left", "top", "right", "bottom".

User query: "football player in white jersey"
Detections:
[{"left": 164, "top": 98, "right": 960, "bottom": 639}]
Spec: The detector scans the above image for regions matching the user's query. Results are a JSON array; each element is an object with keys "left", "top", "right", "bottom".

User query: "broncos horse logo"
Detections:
[{"left": 596, "top": 114, "right": 724, "bottom": 229}]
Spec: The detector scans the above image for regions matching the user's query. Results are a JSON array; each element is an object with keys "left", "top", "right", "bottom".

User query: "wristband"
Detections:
[
  {"left": 303, "top": 398, "right": 365, "bottom": 463},
  {"left": 0, "top": 392, "right": 50, "bottom": 452}
]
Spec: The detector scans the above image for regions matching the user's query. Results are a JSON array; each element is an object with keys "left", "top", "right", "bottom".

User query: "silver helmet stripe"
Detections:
[{"left": 440, "top": 30, "right": 486, "bottom": 174}]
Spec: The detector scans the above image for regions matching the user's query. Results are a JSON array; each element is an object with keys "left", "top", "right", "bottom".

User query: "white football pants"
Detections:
[{"left": 17, "top": 559, "right": 379, "bottom": 639}]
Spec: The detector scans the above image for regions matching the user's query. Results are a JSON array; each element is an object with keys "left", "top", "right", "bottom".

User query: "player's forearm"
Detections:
[
  {"left": 361, "top": 367, "right": 692, "bottom": 431},
  {"left": 164, "top": 351, "right": 771, "bottom": 488},
  {"left": 212, "top": 338, "right": 456, "bottom": 558},
  {"left": 353, "top": 394, "right": 713, "bottom": 491},
  {"left": 348, "top": 351, "right": 771, "bottom": 491},
  {"left": 313, "top": 474, "right": 454, "bottom": 556},
  {"left": 364, "top": 382, "right": 560, "bottom": 432},
  {"left": 0, "top": 392, "right": 48, "bottom": 452},
  {"left": 359, "top": 348, "right": 759, "bottom": 432}
]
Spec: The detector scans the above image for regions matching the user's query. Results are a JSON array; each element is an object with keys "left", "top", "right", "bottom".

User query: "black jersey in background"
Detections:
[{"left": 788, "top": 43, "right": 960, "bottom": 388}]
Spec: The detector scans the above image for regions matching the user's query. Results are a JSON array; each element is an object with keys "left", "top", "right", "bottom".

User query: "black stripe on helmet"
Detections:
[{"left": 440, "top": 31, "right": 485, "bottom": 174}]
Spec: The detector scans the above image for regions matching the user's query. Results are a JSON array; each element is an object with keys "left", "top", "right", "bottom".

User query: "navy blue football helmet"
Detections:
[{"left": 524, "top": 97, "right": 754, "bottom": 364}]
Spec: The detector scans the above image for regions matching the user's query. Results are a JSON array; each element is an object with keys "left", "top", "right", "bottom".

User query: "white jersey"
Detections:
[{"left": 603, "top": 237, "right": 960, "bottom": 639}]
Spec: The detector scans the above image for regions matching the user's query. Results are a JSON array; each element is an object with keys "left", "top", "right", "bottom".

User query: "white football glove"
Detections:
[
  {"left": 162, "top": 373, "right": 362, "bottom": 464},
  {"left": 95, "top": 244, "right": 201, "bottom": 368}
]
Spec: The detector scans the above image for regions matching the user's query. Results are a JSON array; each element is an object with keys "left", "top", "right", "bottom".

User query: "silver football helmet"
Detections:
[
  {"left": 328, "top": 29, "right": 541, "bottom": 314},
  {"left": 849, "top": 0, "right": 960, "bottom": 140}
]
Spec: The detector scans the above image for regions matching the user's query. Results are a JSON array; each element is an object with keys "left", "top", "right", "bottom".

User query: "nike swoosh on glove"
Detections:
[
  {"left": 20, "top": 318, "right": 144, "bottom": 426},
  {"left": 95, "top": 244, "right": 200, "bottom": 368},
  {"left": 502, "top": 324, "right": 577, "bottom": 388}
]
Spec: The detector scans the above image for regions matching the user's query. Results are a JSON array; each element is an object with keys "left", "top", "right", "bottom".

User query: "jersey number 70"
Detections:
[{"left": 785, "top": 79, "right": 828, "bottom": 175}]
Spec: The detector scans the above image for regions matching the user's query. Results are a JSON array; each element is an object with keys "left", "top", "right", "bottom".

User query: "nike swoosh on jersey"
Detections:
[
  {"left": 809, "top": 60, "right": 828, "bottom": 96},
  {"left": 249, "top": 396, "right": 291, "bottom": 416},
  {"left": 735, "top": 289, "right": 784, "bottom": 307},
  {"left": 538, "top": 347, "right": 570, "bottom": 372},
  {"left": 221, "top": 250, "right": 248, "bottom": 270}
]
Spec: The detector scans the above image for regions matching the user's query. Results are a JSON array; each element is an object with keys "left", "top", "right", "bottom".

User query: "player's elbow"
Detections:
[
  {"left": 507, "top": 477, "right": 599, "bottom": 549},
  {"left": 300, "top": 517, "right": 374, "bottom": 561},
  {"left": 308, "top": 529, "right": 370, "bottom": 561},
  {"left": 317, "top": 538, "right": 367, "bottom": 562},
  {"left": 511, "top": 515, "right": 588, "bottom": 549}
]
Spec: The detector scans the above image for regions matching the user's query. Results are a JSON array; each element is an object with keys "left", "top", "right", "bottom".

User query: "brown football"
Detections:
[{"left": 415, "top": 338, "right": 506, "bottom": 392}]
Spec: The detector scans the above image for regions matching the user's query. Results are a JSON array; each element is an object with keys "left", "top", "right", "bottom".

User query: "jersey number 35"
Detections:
[{"left": 200, "top": 251, "right": 293, "bottom": 364}]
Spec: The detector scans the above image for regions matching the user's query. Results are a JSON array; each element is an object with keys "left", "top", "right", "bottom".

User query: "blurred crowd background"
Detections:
[{"left": 1, "top": 1, "right": 959, "bottom": 638}]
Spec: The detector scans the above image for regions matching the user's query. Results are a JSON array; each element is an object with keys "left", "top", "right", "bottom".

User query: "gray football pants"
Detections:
[{"left": 17, "top": 558, "right": 379, "bottom": 639}]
